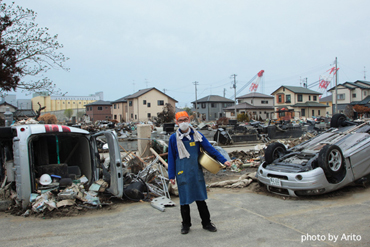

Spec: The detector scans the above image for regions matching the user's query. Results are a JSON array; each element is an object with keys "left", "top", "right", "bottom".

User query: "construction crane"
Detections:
[{"left": 229, "top": 70, "right": 265, "bottom": 98}]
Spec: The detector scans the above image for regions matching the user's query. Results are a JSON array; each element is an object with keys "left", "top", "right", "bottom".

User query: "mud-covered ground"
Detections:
[{"left": 5, "top": 167, "right": 370, "bottom": 219}]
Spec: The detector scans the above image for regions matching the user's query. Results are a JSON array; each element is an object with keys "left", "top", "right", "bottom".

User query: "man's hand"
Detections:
[
  {"left": 170, "top": 179, "right": 176, "bottom": 185},
  {"left": 224, "top": 161, "right": 231, "bottom": 167}
]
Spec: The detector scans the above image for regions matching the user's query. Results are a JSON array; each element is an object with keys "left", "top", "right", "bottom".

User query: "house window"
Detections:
[
  {"left": 301, "top": 109, "right": 305, "bottom": 116},
  {"left": 90, "top": 107, "right": 92, "bottom": 111},
  {"left": 201, "top": 103, "right": 206, "bottom": 109},
  {"left": 131, "top": 113, "right": 133, "bottom": 118},
  {"left": 73, "top": 102, "right": 75, "bottom": 104},
  {"left": 231, "top": 112, "right": 235, "bottom": 116},
  {"left": 147, "top": 113, "right": 151, "bottom": 118},
  {"left": 318, "top": 110, "right": 321, "bottom": 115},
  {"left": 365, "top": 91, "right": 367, "bottom": 96},
  {"left": 309, "top": 96, "right": 311, "bottom": 101},
  {"left": 147, "top": 103, "right": 151, "bottom": 107},
  {"left": 312, "top": 110, "right": 314, "bottom": 116},
  {"left": 135, "top": 115, "right": 137, "bottom": 119},
  {"left": 98, "top": 107, "right": 103, "bottom": 110},
  {"left": 278, "top": 95, "right": 282, "bottom": 103},
  {"left": 79, "top": 102, "right": 81, "bottom": 104},
  {"left": 143, "top": 100, "right": 146, "bottom": 105},
  {"left": 251, "top": 99, "right": 253, "bottom": 104},
  {"left": 63, "top": 102, "right": 65, "bottom": 104},
  {"left": 129, "top": 101, "right": 132, "bottom": 106},
  {"left": 114, "top": 115, "right": 117, "bottom": 119},
  {"left": 352, "top": 93, "right": 356, "bottom": 98},
  {"left": 211, "top": 103, "right": 216, "bottom": 108},
  {"left": 68, "top": 102, "right": 70, "bottom": 104},
  {"left": 285, "top": 95, "right": 291, "bottom": 103},
  {"left": 158, "top": 100, "right": 164, "bottom": 106},
  {"left": 261, "top": 100, "right": 268, "bottom": 104},
  {"left": 298, "top": 94, "right": 303, "bottom": 102},
  {"left": 313, "top": 96, "right": 317, "bottom": 101},
  {"left": 114, "top": 104, "right": 116, "bottom": 109},
  {"left": 338, "top": 94, "right": 345, "bottom": 100}
]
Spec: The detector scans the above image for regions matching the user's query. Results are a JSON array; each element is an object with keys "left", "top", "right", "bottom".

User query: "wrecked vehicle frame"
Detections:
[
  {"left": 257, "top": 114, "right": 370, "bottom": 196},
  {"left": 0, "top": 124, "right": 125, "bottom": 209}
]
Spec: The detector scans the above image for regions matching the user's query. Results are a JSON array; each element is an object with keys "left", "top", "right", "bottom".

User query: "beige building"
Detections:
[
  {"left": 327, "top": 80, "right": 370, "bottom": 113},
  {"left": 31, "top": 92, "right": 103, "bottom": 120},
  {"left": 271, "top": 85, "right": 327, "bottom": 119},
  {"left": 120, "top": 87, "right": 177, "bottom": 122},
  {"left": 111, "top": 96, "right": 128, "bottom": 122}
]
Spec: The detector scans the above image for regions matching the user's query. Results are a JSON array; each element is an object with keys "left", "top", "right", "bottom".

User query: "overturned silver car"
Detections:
[{"left": 257, "top": 114, "right": 370, "bottom": 196}]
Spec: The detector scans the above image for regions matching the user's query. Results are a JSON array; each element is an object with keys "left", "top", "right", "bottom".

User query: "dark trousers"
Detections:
[{"left": 180, "top": 200, "right": 211, "bottom": 227}]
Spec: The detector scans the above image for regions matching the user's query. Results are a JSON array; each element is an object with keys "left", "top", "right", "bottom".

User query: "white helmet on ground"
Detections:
[{"left": 40, "top": 174, "right": 52, "bottom": 185}]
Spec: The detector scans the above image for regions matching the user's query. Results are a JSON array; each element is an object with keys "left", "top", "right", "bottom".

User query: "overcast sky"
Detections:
[{"left": 4, "top": 0, "right": 370, "bottom": 107}]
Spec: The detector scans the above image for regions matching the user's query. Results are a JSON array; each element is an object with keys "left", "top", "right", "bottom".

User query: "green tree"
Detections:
[
  {"left": 0, "top": 1, "right": 69, "bottom": 95},
  {"left": 183, "top": 105, "right": 192, "bottom": 116},
  {"left": 64, "top": 109, "right": 73, "bottom": 119}
]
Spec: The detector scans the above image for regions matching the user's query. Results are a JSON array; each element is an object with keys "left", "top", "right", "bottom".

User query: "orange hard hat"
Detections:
[{"left": 175, "top": 111, "right": 189, "bottom": 121}]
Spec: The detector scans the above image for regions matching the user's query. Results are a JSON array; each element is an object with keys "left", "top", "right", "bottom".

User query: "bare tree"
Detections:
[{"left": 0, "top": 1, "right": 69, "bottom": 95}]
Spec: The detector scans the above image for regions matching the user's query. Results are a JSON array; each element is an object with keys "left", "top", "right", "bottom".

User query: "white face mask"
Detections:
[{"left": 179, "top": 122, "right": 190, "bottom": 131}]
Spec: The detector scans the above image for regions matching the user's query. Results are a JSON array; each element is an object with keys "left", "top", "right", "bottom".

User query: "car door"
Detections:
[{"left": 91, "top": 130, "right": 124, "bottom": 198}]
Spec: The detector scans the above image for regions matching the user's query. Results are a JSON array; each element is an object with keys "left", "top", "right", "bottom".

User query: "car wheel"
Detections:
[
  {"left": 318, "top": 144, "right": 346, "bottom": 183},
  {"left": 264, "top": 142, "right": 286, "bottom": 164},
  {"left": 330, "top": 113, "right": 346, "bottom": 128}
]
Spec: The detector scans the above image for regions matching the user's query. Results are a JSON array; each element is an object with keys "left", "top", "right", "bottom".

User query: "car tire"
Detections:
[
  {"left": 318, "top": 144, "right": 346, "bottom": 183},
  {"left": 330, "top": 113, "right": 346, "bottom": 128},
  {"left": 264, "top": 142, "right": 286, "bottom": 164}
]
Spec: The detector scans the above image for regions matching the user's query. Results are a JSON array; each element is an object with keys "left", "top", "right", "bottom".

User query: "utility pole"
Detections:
[
  {"left": 193, "top": 81, "right": 199, "bottom": 120},
  {"left": 334, "top": 57, "right": 338, "bottom": 114},
  {"left": 223, "top": 88, "right": 226, "bottom": 97},
  {"left": 231, "top": 74, "right": 237, "bottom": 119},
  {"left": 364, "top": 66, "right": 367, "bottom": 80},
  {"left": 163, "top": 88, "right": 166, "bottom": 94}
]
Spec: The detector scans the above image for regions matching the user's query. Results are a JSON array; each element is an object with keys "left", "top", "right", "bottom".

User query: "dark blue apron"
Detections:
[{"left": 175, "top": 137, "right": 207, "bottom": 205}]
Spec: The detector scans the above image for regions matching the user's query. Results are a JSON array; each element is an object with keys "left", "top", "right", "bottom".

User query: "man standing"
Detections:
[{"left": 168, "top": 111, "right": 231, "bottom": 234}]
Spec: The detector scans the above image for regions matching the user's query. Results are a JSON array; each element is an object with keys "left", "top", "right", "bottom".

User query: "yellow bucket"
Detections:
[{"left": 198, "top": 149, "right": 226, "bottom": 174}]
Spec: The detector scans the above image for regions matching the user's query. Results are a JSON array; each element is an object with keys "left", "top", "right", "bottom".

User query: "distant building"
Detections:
[
  {"left": 31, "top": 91, "right": 103, "bottom": 121},
  {"left": 0, "top": 102, "right": 17, "bottom": 119},
  {"left": 328, "top": 80, "right": 370, "bottom": 113},
  {"left": 319, "top": 94, "right": 333, "bottom": 116},
  {"left": 224, "top": 92, "right": 274, "bottom": 120},
  {"left": 191, "top": 95, "right": 234, "bottom": 121},
  {"left": 271, "top": 85, "right": 327, "bottom": 119},
  {"left": 111, "top": 96, "right": 128, "bottom": 122},
  {"left": 124, "top": 87, "right": 177, "bottom": 122},
  {"left": 85, "top": 100, "right": 112, "bottom": 122}
]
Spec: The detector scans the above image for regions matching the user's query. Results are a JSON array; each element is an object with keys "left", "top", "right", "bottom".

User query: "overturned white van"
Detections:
[{"left": 0, "top": 124, "right": 125, "bottom": 208}]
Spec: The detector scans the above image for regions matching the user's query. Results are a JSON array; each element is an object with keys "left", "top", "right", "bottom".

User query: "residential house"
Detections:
[
  {"left": 85, "top": 100, "right": 112, "bottom": 122},
  {"left": 328, "top": 80, "right": 370, "bottom": 113},
  {"left": 125, "top": 87, "right": 177, "bottom": 122},
  {"left": 223, "top": 92, "right": 274, "bottom": 120},
  {"left": 271, "top": 85, "right": 327, "bottom": 119},
  {"left": 0, "top": 101, "right": 17, "bottom": 119},
  {"left": 319, "top": 94, "right": 333, "bottom": 116},
  {"left": 14, "top": 109, "right": 37, "bottom": 120},
  {"left": 191, "top": 95, "right": 234, "bottom": 121},
  {"left": 111, "top": 96, "right": 128, "bottom": 122}
]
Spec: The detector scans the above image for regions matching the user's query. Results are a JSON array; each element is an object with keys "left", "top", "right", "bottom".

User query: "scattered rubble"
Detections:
[{"left": 1, "top": 119, "right": 321, "bottom": 218}]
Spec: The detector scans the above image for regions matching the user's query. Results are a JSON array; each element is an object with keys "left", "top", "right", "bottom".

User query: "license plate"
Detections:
[{"left": 270, "top": 177, "right": 281, "bottom": 186}]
